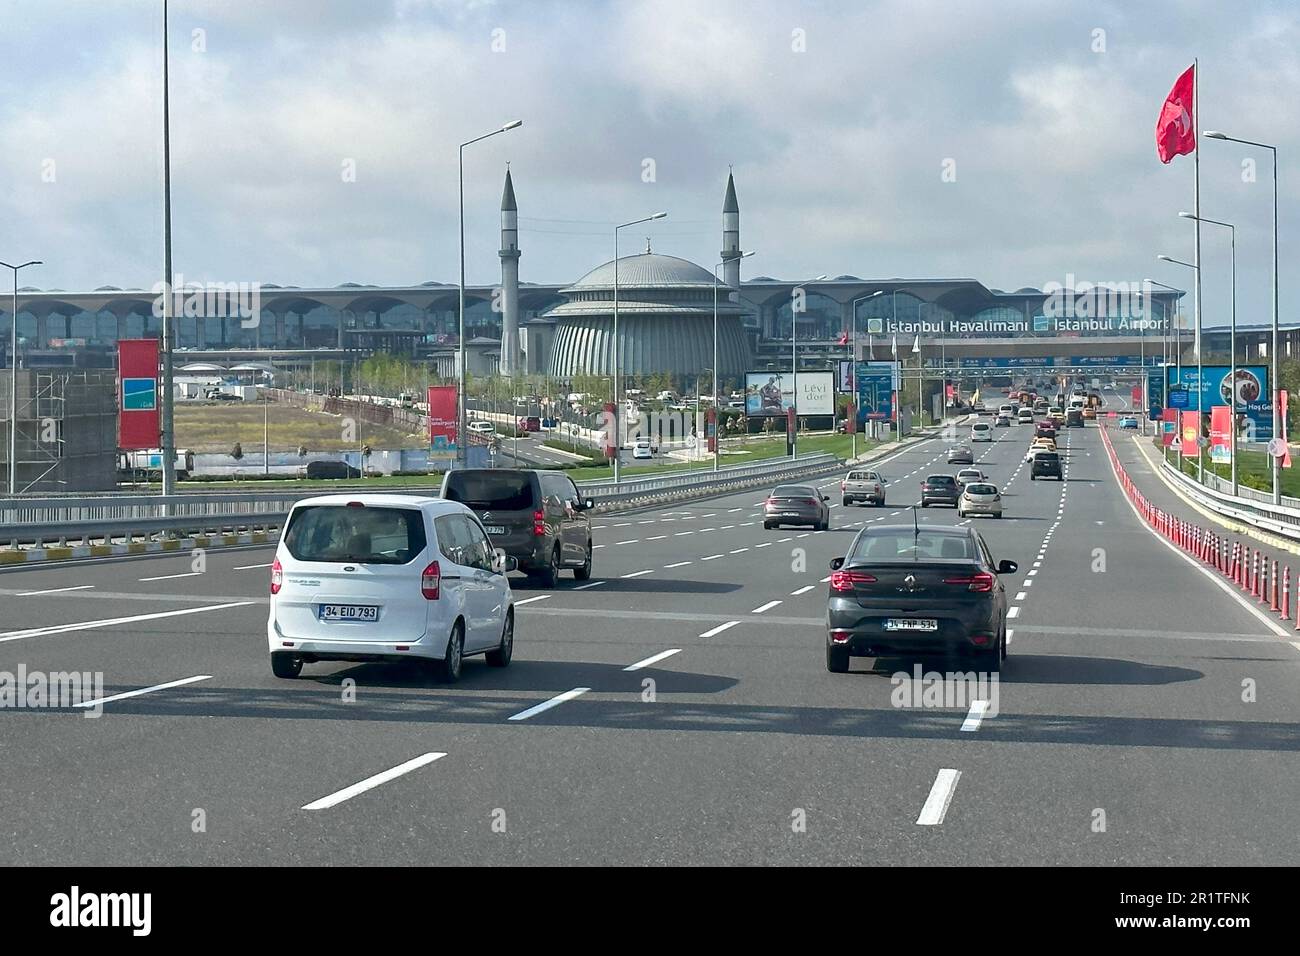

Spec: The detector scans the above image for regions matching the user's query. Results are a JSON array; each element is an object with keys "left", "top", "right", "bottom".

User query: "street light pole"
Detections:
[
  {"left": 458, "top": 120, "right": 522, "bottom": 469},
  {"left": 714, "top": 250, "right": 755, "bottom": 473},
  {"left": 1181, "top": 212, "right": 1238, "bottom": 494},
  {"left": 613, "top": 212, "right": 667, "bottom": 484},
  {"left": 1206, "top": 131, "right": 1281, "bottom": 502},
  {"left": 2, "top": 259, "right": 41, "bottom": 496},
  {"left": 1158, "top": 255, "right": 1199, "bottom": 473},
  {"left": 1145, "top": 278, "right": 1185, "bottom": 452},
  {"left": 790, "top": 274, "right": 828, "bottom": 458},
  {"left": 848, "top": 291, "right": 885, "bottom": 459}
]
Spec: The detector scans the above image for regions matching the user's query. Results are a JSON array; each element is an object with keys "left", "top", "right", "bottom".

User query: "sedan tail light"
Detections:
[
  {"left": 943, "top": 572, "right": 995, "bottom": 593},
  {"left": 270, "top": 558, "right": 283, "bottom": 595},
  {"left": 830, "top": 569, "right": 877, "bottom": 591},
  {"left": 421, "top": 561, "right": 441, "bottom": 600}
]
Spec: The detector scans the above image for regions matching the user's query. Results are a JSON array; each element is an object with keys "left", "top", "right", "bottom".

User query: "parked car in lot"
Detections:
[
  {"left": 958, "top": 482, "right": 1003, "bottom": 518},
  {"left": 764, "top": 484, "right": 830, "bottom": 530},
  {"left": 947, "top": 445, "right": 974, "bottom": 464},
  {"left": 841, "top": 469, "right": 887, "bottom": 507},
  {"left": 267, "top": 495, "right": 517, "bottom": 682},
  {"left": 825, "top": 524, "right": 1016, "bottom": 672},
  {"left": 467, "top": 420, "right": 497, "bottom": 436},
  {"left": 440, "top": 468, "right": 593, "bottom": 587},
  {"left": 1029, "top": 450, "right": 1064, "bottom": 480},
  {"left": 920, "top": 474, "right": 961, "bottom": 507}
]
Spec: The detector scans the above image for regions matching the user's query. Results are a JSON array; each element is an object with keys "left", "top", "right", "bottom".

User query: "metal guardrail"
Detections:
[
  {"left": 1160, "top": 456, "right": 1300, "bottom": 540},
  {"left": 0, "top": 452, "right": 844, "bottom": 548}
]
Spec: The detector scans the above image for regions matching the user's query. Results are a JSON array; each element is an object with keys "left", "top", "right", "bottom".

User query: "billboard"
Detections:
[
  {"left": 427, "top": 385, "right": 458, "bottom": 461},
  {"left": 1165, "top": 365, "right": 1272, "bottom": 440},
  {"left": 118, "top": 338, "right": 159, "bottom": 450},
  {"left": 1146, "top": 368, "right": 1166, "bottom": 421},
  {"left": 744, "top": 371, "right": 835, "bottom": 416},
  {"left": 855, "top": 364, "right": 896, "bottom": 424}
]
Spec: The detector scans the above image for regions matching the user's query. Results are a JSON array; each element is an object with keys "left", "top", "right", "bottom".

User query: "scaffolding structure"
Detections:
[{"left": 1, "top": 369, "right": 117, "bottom": 494}]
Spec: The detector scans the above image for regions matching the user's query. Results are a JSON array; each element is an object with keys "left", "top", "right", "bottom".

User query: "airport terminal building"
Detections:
[{"left": 4, "top": 169, "right": 1269, "bottom": 383}]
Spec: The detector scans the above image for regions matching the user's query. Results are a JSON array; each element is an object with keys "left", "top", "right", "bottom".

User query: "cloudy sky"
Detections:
[{"left": 1, "top": 0, "right": 1296, "bottom": 325}]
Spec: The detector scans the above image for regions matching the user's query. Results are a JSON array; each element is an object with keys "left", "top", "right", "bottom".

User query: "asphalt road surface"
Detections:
[{"left": 1, "top": 418, "right": 1297, "bottom": 865}]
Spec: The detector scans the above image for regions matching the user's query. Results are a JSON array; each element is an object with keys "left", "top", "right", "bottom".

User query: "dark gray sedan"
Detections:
[
  {"left": 947, "top": 445, "right": 974, "bottom": 464},
  {"left": 825, "top": 524, "right": 1016, "bottom": 672},
  {"left": 763, "top": 484, "right": 830, "bottom": 530}
]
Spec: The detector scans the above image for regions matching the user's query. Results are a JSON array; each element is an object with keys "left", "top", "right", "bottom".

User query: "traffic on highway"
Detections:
[{"left": 3, "top": 0, "right": 1294, "bottom": 938}]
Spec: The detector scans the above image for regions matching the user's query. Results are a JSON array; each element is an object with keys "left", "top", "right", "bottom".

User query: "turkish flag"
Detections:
[
  {"left": 836, "top": 331, "right": 848, "bottom": 345},
  {"left": 1155, "top": 64, "right": 1196, "bottom": 163}
]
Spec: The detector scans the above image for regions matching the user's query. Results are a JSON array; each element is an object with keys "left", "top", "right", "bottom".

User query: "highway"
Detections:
[{"left": 1, "top": 415, "right": 1298, "bottom": 866}]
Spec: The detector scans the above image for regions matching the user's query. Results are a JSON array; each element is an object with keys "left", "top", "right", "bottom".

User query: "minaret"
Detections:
[
  {"left": 499, "top": 166, "right": 521, "bottom": 376},
  {"left": 721, "top": 169, "right": 742, "bottom": 291}
]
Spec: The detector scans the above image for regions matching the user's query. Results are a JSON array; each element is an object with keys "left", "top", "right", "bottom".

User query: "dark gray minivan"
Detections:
[{"left": 440, "top": 469, "right": 593, "bottom": 587}]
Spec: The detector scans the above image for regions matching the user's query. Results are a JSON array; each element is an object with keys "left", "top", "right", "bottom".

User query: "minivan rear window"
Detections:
[
  {"left": 284, "top": 505, "right": 427, "bottom": 564},
  {"left": 443, "top": 471, "right": 537, "bottom": 510}
]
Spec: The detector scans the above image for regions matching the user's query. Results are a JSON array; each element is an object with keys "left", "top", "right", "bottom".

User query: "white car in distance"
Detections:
[{"left": 267, "top": 495, "right": 517, "bottom": 683}]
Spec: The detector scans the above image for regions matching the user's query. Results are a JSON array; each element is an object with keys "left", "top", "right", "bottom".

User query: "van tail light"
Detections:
[
  {"left": 270, "top": 558, "right": 283, "bottom": 595},
  {"left": 830, "top": 569, "right": 877, "bottom": 591},
  {"left": 532, "top": 509, "right": 546, "bottom": 536},
  {"left": 421, "top": 561, "right": 441, "bottom": 600},
  {"left": 944, "top": 572, "right": 995, "bottom": 593}
]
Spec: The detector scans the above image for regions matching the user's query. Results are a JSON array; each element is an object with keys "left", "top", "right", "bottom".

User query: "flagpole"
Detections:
[{"left": 1193, "top": 57, "right": 1204, "bottom": 479}]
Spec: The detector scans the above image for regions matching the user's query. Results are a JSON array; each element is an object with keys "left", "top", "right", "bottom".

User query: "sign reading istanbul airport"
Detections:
[{"left": 744, "top": 371, "right": 834, "bottom": 416}]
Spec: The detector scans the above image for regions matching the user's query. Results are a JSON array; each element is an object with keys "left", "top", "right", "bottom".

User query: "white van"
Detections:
[{"left": 1016, "top": 407, "right": 1034, "bottom": 424}]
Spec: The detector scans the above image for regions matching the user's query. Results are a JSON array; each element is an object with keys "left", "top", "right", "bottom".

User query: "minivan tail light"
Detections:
[
  {"left": 270, "top": 558, "right": 283, "bottom": 595},
  {"left": 421, "top": 561, "right": 441, "bottom": 600},
  {"left": 830, "top": 569, "right": 877, "bottom": 591},
  {"left": 533, "top": 509, "right": 546, "bottom": 536},
  {"left": 944, "top": 572, "right": 995, "bottom": 593}
]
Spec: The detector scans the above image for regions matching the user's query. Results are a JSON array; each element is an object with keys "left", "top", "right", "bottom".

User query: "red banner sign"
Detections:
[
  {"left": 1161, "top": 407, "right": 1177, "bottom": 446},
  {"left": 1180, "top": 411, "right": 1201, "bottom": 457},
  {"left": 117, "top": 338, "right": 159, "bottom": 450},
  {"left": 603, "top": 402, "right": 617, "bottom": 459},
  {"left": 427, "top": 385, "right": 458, "bottom": 459},
  {"left": 1209, "top": 405, "right": 1232, "bottom": 465}
]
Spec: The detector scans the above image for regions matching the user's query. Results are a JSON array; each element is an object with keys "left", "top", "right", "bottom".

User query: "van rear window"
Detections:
[
  {"left": 284, "top": 506, "right": 426, "bottom": 564},
  {"left": 443, "top": 471, "right": 536, "bottom": 510}
]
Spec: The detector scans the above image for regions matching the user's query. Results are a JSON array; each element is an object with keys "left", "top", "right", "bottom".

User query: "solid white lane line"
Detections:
[
  {"left": 233, "top": 563, "right": 272, "bottom": 570},
  {"left": 16, "top": 585, "right": 94, "bottom": 596},
  {"left": 514, "top": 595, "right": 551, "bottom": 606},
  {"left": 1007, "top": 606, "right": 1020, "bottom": 618},
  {"left": 74, "top": 674, "right": 211, "bottom": 709},
  {"left": 621, "top": 569, "right": 654, "bottom": 578},
  {"left": 138, "top": 571, "right": 203, "bottom": 582},
  {"left": 508, "top": 687, "right": 590, "bottom": 721},
  {"left": 573, "top": 581, "right": 606, "bottom": 590},
  {"left": 664, "top": 561, "right": 692, "bottom": 568},
  {"left": 751, "top": 600, "right": 782, "bottom": 614},
  {"left": 791, "top": 585, "right": 816, "bottom": 595},
  {"left": 0, "top": 601, "right": 253, "bottom": 644},
  {"left": 699, "top": 620, "right": 739, "bottom": 638},
  {"left": 624, "top": 649, "right": 681, "bottom": 671},
  {"left": 916, "top": 769, "right": 961, "bottom": 825},
  {"left": 302, "top": 752, "right": 447, "bottom": 810}
]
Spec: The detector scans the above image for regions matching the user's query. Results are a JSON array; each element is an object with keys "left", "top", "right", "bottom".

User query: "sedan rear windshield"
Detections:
[
  {"left": 284, "top": 505, "right": 427, "bottom": 564},
  {"left": 443, "top": 471, "right": 536, "bottom": 510},
  {"left": 772, "top": 486, "right": 815, "bottom": 498},
  {"left": 850, "top": 531, "right": 974, "bottom": 562}
]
